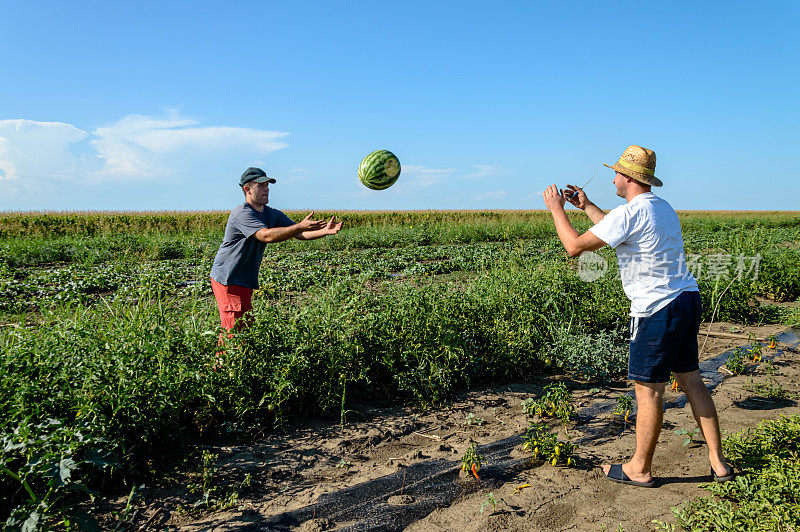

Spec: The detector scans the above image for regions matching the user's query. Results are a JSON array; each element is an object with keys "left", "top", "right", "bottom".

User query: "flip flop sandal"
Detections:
[
  {"left": 712, "top": 465, "right": 735, "bottom": 482},
  {"left": 603, "top": 464, "right": 656, "bottom": 488}
]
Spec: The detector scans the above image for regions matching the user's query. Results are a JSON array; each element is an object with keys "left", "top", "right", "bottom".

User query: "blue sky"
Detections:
[{"left": 1, "top": 1, "right": 798, "bottom": 212}]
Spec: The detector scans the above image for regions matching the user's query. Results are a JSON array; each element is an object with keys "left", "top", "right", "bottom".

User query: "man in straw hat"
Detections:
[{"left": 542, "top": 145, "right": 733, "bottom": 487}]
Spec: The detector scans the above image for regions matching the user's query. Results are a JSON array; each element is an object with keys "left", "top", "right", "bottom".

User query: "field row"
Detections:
[
  {"left": 2, "top": 243, "right": 799, "bottom": 318},
  {"left": 4, "top": 209, "right": 797, "bottom": 239},
  {"left": 1, "top": 211, "right": 799, "bottom": 527},
  {"left": 2, "top": 212, "right": 799, "bottom": 269}
]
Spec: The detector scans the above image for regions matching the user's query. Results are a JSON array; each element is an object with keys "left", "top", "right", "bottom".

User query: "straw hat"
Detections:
[{"left": 604, "top": 145, "right": 663, "bottom": 187}]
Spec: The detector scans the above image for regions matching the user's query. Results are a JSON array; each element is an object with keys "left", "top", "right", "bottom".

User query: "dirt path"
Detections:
[{"left": 129, "top": 323, "right": 798, "bottom": 531}]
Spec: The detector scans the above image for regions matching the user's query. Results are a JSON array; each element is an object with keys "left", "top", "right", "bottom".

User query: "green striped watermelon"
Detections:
[{"left": 358, "top": 150, "right": 401, "bottom": 190}]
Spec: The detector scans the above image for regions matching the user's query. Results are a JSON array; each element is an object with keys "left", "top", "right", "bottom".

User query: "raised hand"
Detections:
[
  {"left": 542, "top": 184, "right": 566, "bottom": 211},
  {"left": 297, "top": 212, "right": 327, "bottom": 231},
  {"left": 323, "top": 216, "right": 344, "bottom": 235},
  {"left": 564, "top": 184, "right": 589, "bottom": 210}
]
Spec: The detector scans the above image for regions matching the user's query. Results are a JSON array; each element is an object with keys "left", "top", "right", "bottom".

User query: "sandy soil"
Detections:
[{"left": 118, "top": 323, "right": 799, "bottom": 531}]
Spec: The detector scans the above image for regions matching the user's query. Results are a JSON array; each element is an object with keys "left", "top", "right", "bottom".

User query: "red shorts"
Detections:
[{"left": 210, "top": 278, "right": 253, "bottom": 332}]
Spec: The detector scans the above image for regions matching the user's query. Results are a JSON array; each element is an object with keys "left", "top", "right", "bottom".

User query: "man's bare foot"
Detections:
[
  {"left": 710, "top": 453, "right": 732, "bottom": 479},
  {"left": 711, "top": 460, "right": 733, "bottom": 479},
  {"left": 601, "top": 462, "right": 653, "bottom": 485}
]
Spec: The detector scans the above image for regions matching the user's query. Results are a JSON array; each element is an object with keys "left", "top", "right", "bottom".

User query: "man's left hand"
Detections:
[
  {"left": 323, "top": 216, "right": 343, "bottom": 235},
  {"left": 543, "top": 184, "right": 566, "bottom": 211}
]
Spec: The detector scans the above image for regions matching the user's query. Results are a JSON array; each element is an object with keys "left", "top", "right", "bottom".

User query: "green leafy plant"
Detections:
[
  {"left": 522, "top": 422, "right": 576, "bottom": 466},
  {"left": 747, "top": 334, "right": 763, "bottom": 362},
  {"left": 0, "top": 417, "right": 117, "bottom": 531},
  {"left": 613, "top": 394, "right": 634, "bottom": 422},
  {"left": 766, "top": 334, "right": 778, "bottom": 350},
  {"left": 187, "top": 451, "right": 250, "bottom": 511},
  {"left": 665, "top": 414, "right": 800, "bottom": 531},
  {"left": 756, "top": 250, "right": 800, "bottom": 302},
  {"left": 543, "top": 317, "right": 628, "bottom": 381},
  {"left": 335, "top": 459, "right": 352, "bottom": 469},
  {"left": 464, "top": 412, "right": 486, "bottom": 426},
  {"left": 188, "top": 450, "right": 220, "bottom": 509},
  {"left": 668, "top": 372, "right": 680, "bottom": 392},
  {"left": 523, "top": 382, "right": 574, "bottom": 425},
  {"left": 724, "top": 347, "right": 748, "bottom": 375},
  {"left": 674, "top": 428, "right": 700, "bottom": 447},
  {"left": 480, "top": 491, "right": 506, "bottom": 514},
  {"left": 743, "top": 377, "right": 798, "bottom": 400},
  {"left": 783, "top": 306, "right": 800, "bottom": 328},
  {"left": 460, "top": 441, "right": 484, "bottom": 478},
  {"left": 759, "top": 359, "right": 778, "bottom": 376}
]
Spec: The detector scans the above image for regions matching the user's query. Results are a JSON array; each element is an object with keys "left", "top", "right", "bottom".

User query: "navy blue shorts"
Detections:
[{"left": 628, "top": 290, "right": 702, "bottom": 383}]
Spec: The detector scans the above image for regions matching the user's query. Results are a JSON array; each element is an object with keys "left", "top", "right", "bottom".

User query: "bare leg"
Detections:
[
  {"left": 602, "top": 381, "right": 665, "bottom": 483},
  {"left": 673, "top": 370, "right": 730, "bottom": 476}
]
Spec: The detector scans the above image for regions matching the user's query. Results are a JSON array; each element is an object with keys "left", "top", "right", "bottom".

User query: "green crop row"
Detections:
[
  {"left": 658, "top": 413, "right": 800, "bottom": 531},
  {"left": 1, "top": 211, "right": 799, "bottom": 528},
  {"left": 0, "top": 220, "right": 579, "bottom": 269},
  {"left": 2, "top": 210, "right": 798, "bottom": 239},
  {"left": 0, "top": 253, "right": 630, "bottom": 527},
  {"left": 2, "top": 245, "right": 795, "bottom": 527},
  {"left": 3, "top": 240, "right": 796, "bottom": 325},
  {"left": 0, "top": 210, "right": 567, "bottom": 239},
  {"left": 0, "top": 240, "right": 573, "bottom": 314},
  {"left": 2, "top": 211, "right": 799, "bottom": 268}
]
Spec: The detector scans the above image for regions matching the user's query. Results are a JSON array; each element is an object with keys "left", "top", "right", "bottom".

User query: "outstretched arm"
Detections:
[
  {"left": 253, "top": 212, "right": 327, "bottom": 243},
  {"left": 294, "top": 216, "right": 344, "bottom": 240},
  {"left": 543, "top": 185, "right": 607, "bottom": 257},
  {"left": 565, "top": 184, "right": 606, "bottom": 224}
]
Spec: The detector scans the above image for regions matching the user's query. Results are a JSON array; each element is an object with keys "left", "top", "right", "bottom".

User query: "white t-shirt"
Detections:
[{"left": 588, "top": 192, "right": 698, "bottom": 317}]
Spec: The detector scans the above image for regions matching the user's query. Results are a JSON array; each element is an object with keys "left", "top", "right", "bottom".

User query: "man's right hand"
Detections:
[
  {"left": 565, "top": 185, "right": 590, "bottom": 210},
  {"left": 297, "top": 212, "right": 327, "bottom": 231}
]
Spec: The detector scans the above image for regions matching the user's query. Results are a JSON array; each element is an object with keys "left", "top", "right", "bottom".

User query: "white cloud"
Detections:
[
  {"left": 401, "top": 164, "right": 457, "bottom": 187},
  {"left": 0, "top": 113, "right": 293, "bottom": 207},
  {"left": 476, "top": 190, "right": 508, "bottom": 200},
  {"left": 91, "top": 112, "right": 289, "bottom": 179},
  {"left": 0, "top": 119, "right": 89, "bottom": 182},
  {"left": 278, "top": 167, "right": 311, "bottom": 184},
  {"left": 460, "top": 164, "right": 509, "bottom": 179}
]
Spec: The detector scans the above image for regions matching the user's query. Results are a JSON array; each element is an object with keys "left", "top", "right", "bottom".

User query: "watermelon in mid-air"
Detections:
[{"left": 358, "top": 150, "right": 401, "bottom": 190}]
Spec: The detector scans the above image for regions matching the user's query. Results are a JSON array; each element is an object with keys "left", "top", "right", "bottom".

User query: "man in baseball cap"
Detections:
[
  {"left": 209, "top": 167, "right": 343, "bottom": 342},
  {"left": 239, "top": 166, "right": 276, "bottom": 187},
  {"left": 542, "top": 145, "right": 733, "bottom": 487}
]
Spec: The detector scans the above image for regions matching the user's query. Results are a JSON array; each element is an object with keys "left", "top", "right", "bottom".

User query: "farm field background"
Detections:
[{"left": 2, "top": 209, "right": 800, "bottom": 529}]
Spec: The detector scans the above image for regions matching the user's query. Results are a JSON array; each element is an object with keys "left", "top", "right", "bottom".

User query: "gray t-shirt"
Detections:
[{"left": 209, "top": 203, "right": 294, "bottom": 289}]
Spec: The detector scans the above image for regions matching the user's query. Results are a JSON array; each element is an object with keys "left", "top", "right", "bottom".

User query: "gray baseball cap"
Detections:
[{"left": 239, "top": 167, "right": 276, "bottom": 187}]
